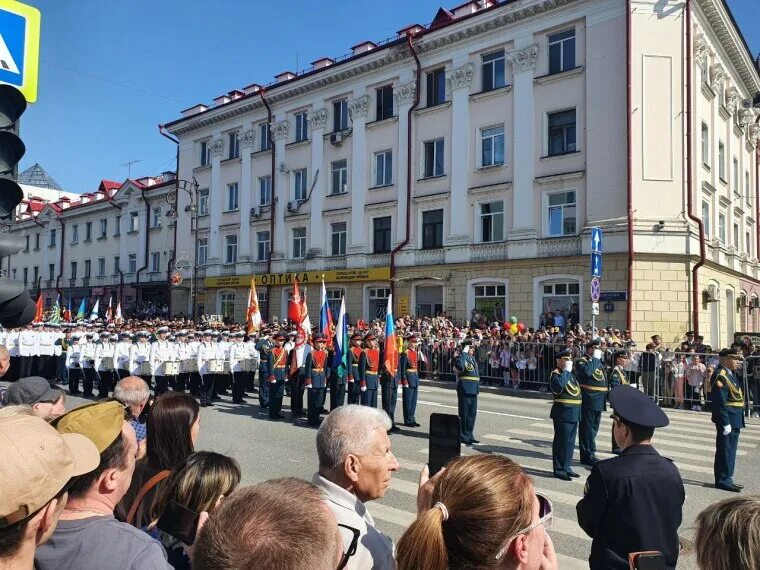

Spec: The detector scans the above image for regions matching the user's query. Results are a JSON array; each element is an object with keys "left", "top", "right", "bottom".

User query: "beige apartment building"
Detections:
[{"left": 155, "top": 0, "right": 760, "bottom": 346}]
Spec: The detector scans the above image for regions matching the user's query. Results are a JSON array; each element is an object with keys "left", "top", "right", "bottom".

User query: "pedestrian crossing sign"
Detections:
[{"left": 0, "top": 0, "right": 40, "bottom": 103}]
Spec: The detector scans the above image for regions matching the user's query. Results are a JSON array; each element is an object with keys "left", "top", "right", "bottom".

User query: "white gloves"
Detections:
[
  {"left": 361, "top": 386, "right": 367, "bottom": 392},
  {"left": 305, "top": 384, "right": 312, "bottom": 389},
  {"left": 593, "top": 349, "right": 603, "bottom": 360},
  {"left": 723, "top": 425, "right": 732, "bottom": 436},
  {"left": 563, "top": 361, "right": 573, "bottom": 372}
]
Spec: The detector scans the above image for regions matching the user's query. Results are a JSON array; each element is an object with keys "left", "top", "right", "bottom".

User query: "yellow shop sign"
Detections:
[{"left": 204, "top": 267, "right": 391, "bottom": 288}]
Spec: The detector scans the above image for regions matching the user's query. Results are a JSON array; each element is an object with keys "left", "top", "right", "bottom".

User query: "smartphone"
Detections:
[
  {"left": 429, "top": 413, "right": 461, "bottom": 476},
  {"left": 157, "top": 500, "right": 200, "bottom": 545},
  {"left": 629, "top": 551, "right": 666, "bottom": 570}
]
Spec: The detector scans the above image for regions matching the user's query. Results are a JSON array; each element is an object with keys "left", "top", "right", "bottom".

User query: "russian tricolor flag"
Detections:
[
  {"left": 320, "top": 277, "right": 334, "bottom": 349},
  {"left": 384, "top": 294, "right": 397, "bottom": 376},
  {"left": 332, "top": 296, "right": 348, "bottom": 377}
]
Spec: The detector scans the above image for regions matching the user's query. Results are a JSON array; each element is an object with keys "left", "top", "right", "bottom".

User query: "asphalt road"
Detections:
[{"left": 19, "top": 380, "right": 760, "bottom": 569}]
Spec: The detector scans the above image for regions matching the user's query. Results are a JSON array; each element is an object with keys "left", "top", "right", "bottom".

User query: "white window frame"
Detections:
[
  {"left": 374, "top": 150, "right": 393, "bottom": 187},
  {"left": 259, "top": 123, "right": 272, "bottom": 151},
  {"left": 333, "top": 99, "right": 349, "bottom": 132},
  {"left": 293, "top": 169, "right": 308, "bottom": 201},
  {"left": 150, "top": 251, "right": 160, "bottom": 273},
  {"left": 219, "top": 290, "right": 236, "bottom": 318},
  {"left": 292, "top": 227, "right": 307, "bottom": 259},
  {"left": 228, "top": 131, "right": 240, "bottom": 159},
  {"left": 331, "top": 160, "right": 348, "bottom": 195},
  {"left": 225, "top": 183, "right": 239, "bottom": 212},
  {"left": 718, "top": 140, "right": 726, "bottom": 181},
  {"left": 258, "top": 176, "right": 272, "bottom": 206},
  {"left": 97, "top": 257, "right": 106, "bottom": 277},
  {"left": 718, "top": 211, "right": 726, "bottom": 243},
  {"left": 331, "top": 221, "right": 347, "bottom": 256},
  {"left": 128, "top": 254, "right": 137, "bottom": 274},
  {"left": 151, "top": 207, "right": 162, "bottom": 228},
  {"left": 129, "top": 211, "right": 139, "bottom": 232},
  {"left": 197, "top": 237, "right": 208, "bottom": 266},
  {"left": 733, "top": 222, "right": 740, "bottom": 249},
  {"left": 546, "top": 108, "right": 577, "bottom": 156},
  {"left": 746, "top": 170, "right": 751, "bottom": 204},
  {"left": 732, "top": 157, "right": 739, "bottom": 195},
  {"left": 200, "top": 140, "right": 210, "bottom": 166},
  {"left": 548, "top": 28, "right": 576, "bottom": 74},
  {"left": 84, "top": 222, "right": 92, "bottom": 241},
  {"left": 701, "top": 123, "right": 709, "bottom": 166},
  {"left": 294, "top": 111, "right": 308, "bottom": 142},
  {"left": 225, "top": 234, "right": 238, "bottom": 264},
  {"left": 543, "top": 190, "right": 577, "bottom": 237},
  {"left": 198, "top": 188, "right": 209, "bottom": 216},
  {"left": 422, "top": 138, "right": 445, "bottom": 178},
  {"left": 99, "top": 219, "right": 107, "bottom": 238},
  {"left": 480, "top": 124, "right": 505, "bottom": 168},
  {"left": 256, "top": 231, "right": 270, "bottom": 261},
  {"left": 326, "top": 288, "right": 344, "bottom": 320},
  {"left": 479, "top": 200, "right": 505, "bottom": 243},
  {"left": 481, "top": 49, "right": 506, "bottom": 92},
  {"left": 702, "top": 199, "right": 711, "bottom": 238}
]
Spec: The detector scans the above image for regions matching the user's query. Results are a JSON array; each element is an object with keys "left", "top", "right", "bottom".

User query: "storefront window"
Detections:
[
  {"left": 369, "top": 287, "right": 390, "bottom": 320},
  {"left": 473, "top": 284, "right": 506, "bottom": 322},
  {"left": 540, "top": 280, "right": 580, "bottom": 326},
  {"left": 220, "top": 291, "right": 235, "bottom": 319}
]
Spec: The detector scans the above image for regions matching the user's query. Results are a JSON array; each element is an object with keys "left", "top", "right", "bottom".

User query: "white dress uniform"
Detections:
[
  {"left": 114, "top": 339, "right": 133, "bottom": 376},
  {"left": 95, "top": 338, "right": 117, "bottom": 397},
  {"left": 197, "top": 337, "right": 222, "bottom": 405},
  {"left": 130, "top": 341, "right": 152, "bottom": 377},
  {"left": 65, "top": 337, "right": 84, "bottom": 394},
  {"left": 150, "top": 338, "right": 178, "bottom": 394},
  {"left": 80, "top": 336, "right": 98, "bottom": 396},
  {"left": 18, "top": 328, "right": 39, "bottom": 377}
]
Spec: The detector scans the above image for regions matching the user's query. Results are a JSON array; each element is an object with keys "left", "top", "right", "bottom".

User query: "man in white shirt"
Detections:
[
  {"left": 113, "top": 333, "right": 133, "bottom": 381},
  {"left": 18, "top": 324, "right": 38, "bottom": 378},
  {"left": 150, "top": 327, "right": 176, "bottom": 396},
  {"left": 95, "top": 332, "right": 117, "bottom": 398},
  {"left": 197, "top": 330, "right": 220, "bottom": 407},
  {"left": 80, "top": 333, "right": 98, "bottom": 398},
  {"left": 66, "top": 334, "right": 84, "bottom": 395},
  {"left": 129, "top": 332, "right": 152, "bottom": 387},
  {"left": 312, "top": 405, "right": 398, "bottom": 570}
]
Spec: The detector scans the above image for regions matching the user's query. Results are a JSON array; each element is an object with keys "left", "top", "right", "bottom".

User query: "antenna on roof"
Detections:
[{"left": 120, "top": 159, "right": 141, "bottom": 179}]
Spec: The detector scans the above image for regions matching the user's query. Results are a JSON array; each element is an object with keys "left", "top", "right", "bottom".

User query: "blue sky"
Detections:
[{"left": 16, "top": 0, "right": 760, "bottom": 194}]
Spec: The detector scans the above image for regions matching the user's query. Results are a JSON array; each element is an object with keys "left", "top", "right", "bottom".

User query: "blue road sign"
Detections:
[
  {"left": 591, "top": 253, "right": 602, "bottom": 278},
  {"left": 591, "top": 227, "right": 603, "bottom": 253},
  {"left": 0, "top": 0, "right": 40, "bottom": 102}
]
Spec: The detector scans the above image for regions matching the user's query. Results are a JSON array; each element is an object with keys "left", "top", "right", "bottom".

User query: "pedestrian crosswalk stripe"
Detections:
[
  {"left": 557, "top": 553, "right": 589, "bottom": 569},
  {"left": 596, "top": 419, "right": 759, "bottom": 446},
  {"left": 417, "top": 398, "right": 545, "bottom": 421},
  {"left": 370, "top": 502, "right": 415, "bottom": 528}
]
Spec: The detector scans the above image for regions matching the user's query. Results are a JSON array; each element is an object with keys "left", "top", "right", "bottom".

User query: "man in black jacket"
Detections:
[{"left": 576, "top": 385, "right": 684, "bottom": 570}]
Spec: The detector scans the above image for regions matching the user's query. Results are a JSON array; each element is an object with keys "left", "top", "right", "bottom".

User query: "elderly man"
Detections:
[
  {"left": 0, "top": 346, "right": 11, "bottom": 379},
  {"left": 0, "top": 411, "right": 98, "bottom": 570},
  {"left": 35, "top": 401, "right": 171, "bottom": 569},
  {"left": 313, "top": 405, "right": 398, "bottom": 569},
  {"left": 4, "top": 377, "right": 66, "bottom": 421},
  {"left": 113, "top": 376, "right": 150, "bottom": 459}
]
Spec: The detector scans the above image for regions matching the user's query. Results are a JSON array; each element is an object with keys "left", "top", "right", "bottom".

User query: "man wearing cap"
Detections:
[
  {"left": 150, "top": 327, "right": 176, "bottom": 396},
  {"left": 17, "top": 324, "right": 39, "bottom": 379},
  {"left": 381, "top": 344, "right": 401, "bottom": 433},
  {"left": 79, "top": 333, "right": 99, "bottom": 398},
  {"left": 347, "top": 333, "right": 364, "bottom": 405},
  {"left": 710, "top": 347, "right": 745, "bottom": 492},
  {"left": 267, "top": 333, "right": 289, "bottom": 419},
  {"left": 113, "top": 333, "right": 133, "bottom": 381},
  {"left": 65, "top": 334, "right": 84, "bottom": 395},
  {"left": 5, "top": 377, "right": 66, "bottom": 421},
  {"left": 455, "top": 340, "right": 481, "bottom": 445},
  {"left": 197, "top": 330, "right": 220, "bottom": 407},
  {"left": 305, "top": 335, "right": 330, "bottom": 426},
  {"left": 255, "top": 333, "right": 274, "bottom": 409},
  {"left": 399, "top": 336, "right": 420, "bottom": 428},
  {"left": 129, "top": 332, "right": 152, "bottom": 387},
  {"left": 94, "top": 332, "right": 117, "bottom": 399},
  {"left": 577, "top": 385, "right": 684, "bottom": 569},
  {"left": 0, "top": 412, "right": 99, "bottom": 568},
  {"left": 229, "top": 332, "right": 249, "bottom": 404},
  {"left": 550, "top": 350, "right": 582, "bottom": 480},
  {"left": 36, "top": 401, "right": 171, "bottom": 569},
  {"left": 575, "top": 339, "right": 608, "bottom": 466},
  {"left": 608, "top": 350, "right": 630, "bottom": 454},
  {"left": 360, "top": 334, "right": 381, "bottom": 408}
]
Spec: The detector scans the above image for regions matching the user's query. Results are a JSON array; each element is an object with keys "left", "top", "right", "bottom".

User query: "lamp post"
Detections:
[{"left": 166, "top": 178, "right": 200, "bottom": 321}]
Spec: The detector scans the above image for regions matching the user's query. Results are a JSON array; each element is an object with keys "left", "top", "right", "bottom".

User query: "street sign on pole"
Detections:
[
  {"left": 591, "top": 227, "right": 603, "bottom": 253},
  {"left": 589, "top": 227, "right": 603, "bottom": 336},
  {"left": 0, "top": 0, "right": 40, "bottom": 103},
  {"left": 591, "top": 253, "right": 602, "bottom": 278},
  {"left": 590, "top": 277, "right": 601, "bottom": 302},
  {"left": 591, "top": 302, "right": 600, "bottom": 316}
]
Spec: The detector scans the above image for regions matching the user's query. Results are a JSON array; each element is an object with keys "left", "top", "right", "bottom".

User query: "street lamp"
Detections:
[{"left": 166, "top": 178, "right": 200, "bottom": 320}]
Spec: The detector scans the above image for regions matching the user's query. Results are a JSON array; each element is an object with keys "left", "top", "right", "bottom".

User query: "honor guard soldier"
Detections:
[
  {"left": 216, "top": 331, "right": 232, "bottom": 396},
  {"left": 244, "top": 333, "right": 260, "bottom": 393},
  {"left": 65, "top": 334, "right": 84, "bottom": 395},
  {"left": 55, "top": 327, "right": 72, "bottom": 387},
  {"left": 130, "top": 332, "right": 152, "bottom": 387},
  {"left": 608, "top": 350, "right": 630, "bottom": 454},
  {"left": 577, "top": 385, "right": 684, "bottom": 569},
  {"left": 37, "top": 324, "right": 57, "bottom": 380},
  {"left": 80, "top": 333, "right": 98, "bottom": 398},
  {"left": 288, "top": 331, "right": 310, "bottom": 418},
  {"left": 150, "top": 327, "right": 175, "bottom": 395},
  {"left": 455, "top": 340, "right": 480, "bottom": 445},
  {"left": 197, "top": 330, "right": 219, "bottom": 407},
  {"left": 347, "top": 334, "right": 364, "bottom": 404},
  {"left": 550, "top": 350, "right": 582, "bottom": 481},
  {"left": 187, "top": 331, "right": 202, "bottom": 395},
  {"left": 114, "top": 332, "right": 132, "bottom": 381},
  {"left": 710, "top": 347, "right": 745, "bottom": 492},
  {"left": 399, "top": 336, "right": 420, "bottom": 427},
  {"left": 359, "top": 334, "right": 381, "bottom": 408},
  {"left": 256, "top": 333, "right": 274, "bottom": 409},
  {"left": 173, "top": 331, "right": 191, "bottom": 393},
  {"left": 382, "top": 347, "right": 401, "bottom": 433},
  {"left": 18, "top": 324, "right": 38, "bottom": 378},
  {"left": 576, "top": 339, "right": 608, "bottom": 466},
  {"left": 329, "top": 342, "right": 348, "bottom": 411},
  {"left": 305, "top": 334, "right": 330, "bottom": 426},
  {"left": 267, "top": 333, "right": 289, "bottom": 419},
  {"left": 229, "top": 332, "right": 249, "bottom": 403},
  {"left": 94, "top": 332, "right": 117, "bottom": 398}
]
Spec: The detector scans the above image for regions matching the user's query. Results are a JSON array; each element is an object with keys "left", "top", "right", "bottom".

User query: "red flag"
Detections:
[
  {"left": 288, "top": 280, "right": 302, "bottom": 324},
  {"left": 33, "top": 294, "right": 44, "bottom": 323},
  {"left": 246, "top": 278, "right": 262, "bottom": 334},
  {"left": 357, "top": 319, "right": 368, "bottom": 331}
]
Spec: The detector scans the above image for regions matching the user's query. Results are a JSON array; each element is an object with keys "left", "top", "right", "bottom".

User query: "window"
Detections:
[
  {"left": 733, "top": 222, "right": 739, "bottom": 249},
  {"left": 23, "top": 267, "right": 28, "bottom": 284},
  {"left": 540, "top": 280, "right": 580, "bottom": 317},
  {"left": 376, "top": 85, "right": 394, "bottom": 121},
  {"left": 11, "top": 268, "right": 15, "bottom": 280},
  {"left": 293, "top": 169, "right": 307, "bottom": 201},
  {"left": 24, "top": 234, "right": 29, "bottom": 251},
  {"left": 481, "top": 201, "right": 504, "bottom": 242},
  {"left": 98, "top": 257, "right": 106, "bottom": 277},
  {"left": 197, "top": 238, "right": 208, "bottom": 265},
  {"left": 130, "top": 211, "right": 139, "bottom": 232},
  {"left": 423, "top": 139, "right": 445, "bottom": 178},
  {"left": 746, "top": 171, "right": 751, "bottom": 202},
  {"left": 331, "top": 222, "right": 347, "bottom": 256},
  {"left": 292, "top": 227, "right": 306, "bottom": 259},
  {"left": 426, "top": 68, "right": 446, "bottom": 106},
  {"left": 114, "top": 215, "right": 121, "bottom": 236},
  {"left": 258, "top": 177, "right": 272, "bottom": 206},
  {"left": 369, "top": 287, "right": 390, "bottom": 319},
  {"left": 128, "top": 253, "right": 137, "bottom": 273},
  {"left": 331, "top": 160, "right": 348, "bottom": 195},
  {"left": 718, "top": 212, "right": 726, "bottom": 243},
  {"left": 481, "top": 125, "right": 505, "bottom": 167},
  {"left": 32, "top": 266, "right": 38, "bottom": 282},
  {"left": 71, "top": 225, "right": 78, "bottom": 244},
  {"left": 225, "top": 235, "right": 238, "bottom": 264},
  {"left": 482, "top": 50, "right": 506, "bottom": 91},
  {"left": 732, "top": 158, "right": 739, "bottom": 194},
  {"left": 326, "top": 289, "right": 343, "bottom": 320},
  {"left": 474, "top": 284, "right": 507, "bottom": 319},
  {"left": 373, "top": 216, "right": 392, "bottom": 253},
  {"left": 718, "top": 141, "right": 725, "bottom": 180},
  {"left": 34, "top": 232, "right": 39, "bottom": 250},
  {"left": 259, "top": 123, "right": 272, "bottom": 151},
  {"left": 256, "top": 231, "right": 270, "bottom": 261},
  {"left": 151, "top": 207, "right": 162, "bottom": 227},
  {"left": 701, "top": 123, "right": 709, "bottom": 166},
  {"left": 333, "top": 99, "right": 349, "bottom": 132},
  {"left": 546, "top": 191, "right": 577, "bottom": 236},
  {"left": 99, "top": 219, "right": 107, "bottom": 238},
  {"left": 84, "top": 260, "right": 91, "bottom": 279},
  {"left": 702, "top": 200, "right": 711, "bottom": 238},
  {"left": 84, "top": 222, "right": 92, "bottom": 241},
  {"left": 422, "top": 209, "right": 444, "bottom": 249},
  {"left": 48, "top": 263, "right": 54, "bottom": 280},
  {"left": 150, "top": 251, "right": 160, "bottom": 273},
  {"left": 548, "top": 109, "right": 576, "bottom": 155},
  {"left": 375, "top": 150, "right": 392, "bottom": 187},
  {"left": 113, "top": 256, "right": 120, "bottom": 275},
  {"left": 228, "top": 131, "right": 240, "bottom": 159},
  {"left": 294, "top": 111, "right": 308, "bottom": 142},
  {"left": 220, "top": 291, "right": 235, "bottom": 319},
  {"left": 747, "top": 227, "right": 753, "bottom": 257},
  {"left": 48, "top": 228, "right": 56, "bottom": 247},
  {"left": 198, "top": 188, "right": 209, "bottom": 216},
  {"left": 225, "top": 183, "right": 239, "bottom": 212},
  {"left": 548, "top": 29, "right": 576, "bottom": 74},
  {"left": 200, "top": 140, "right": 210, "bottom": 166}
]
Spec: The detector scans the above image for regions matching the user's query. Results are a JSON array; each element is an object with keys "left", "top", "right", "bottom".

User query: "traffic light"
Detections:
[{"left": 0, "top": 84, "right": 36, "bottom": 328}]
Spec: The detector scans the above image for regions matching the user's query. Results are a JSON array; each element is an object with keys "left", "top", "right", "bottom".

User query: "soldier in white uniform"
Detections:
[
  {"left": 130, "top": 331, "right": 152, "bottom": 386},
  {"left": 80, "top": 332, "right": 98, "bottom": 397},
  {"left": 197, "top": 330, "right": 220, "bottom": 407},
  {"left": 216, "top": 331, "right": 232, "bottom": 396},
  {"left": 65, "top": 333, "right": 84, "bottom": 394},
  {"left": 18, "top": 324, "right": 38, "bottom": 378},
  {"left": 37, "top": 324, "right": 59, "bottom": 381},
  {"left": 114, "top": 332, "right": 133, "bottom": 380},
  {"left": 95, "top": 331, "right": 117, "bottom": 398},
  {"left": 174, "top": 331, "right": 191, "bottom": 393},
  {"left": 5, "top": 327, "right": 20, "bottom": 381},
  {"left": 150, "top": 326, "right": 177, "bottom": 396},
  {"left": 229, "top": 332, "right": 249, "bottom": 403},
  {"left": 186, "top": 331, "right": 202, "bottom": 395},
  {"left": 244, "top": 333, "right": 260, "bottom": 393}
]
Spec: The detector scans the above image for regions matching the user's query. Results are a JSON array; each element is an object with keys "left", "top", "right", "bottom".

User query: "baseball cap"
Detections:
[
  {"left": 52, "top": 401, "right": 125, "bottom": 453},
  {"left": 5, "top": 377, "right": 62, "bottom": 406},
  {"left": 0, "top": 415, "right": 99, "bottom": 528}
]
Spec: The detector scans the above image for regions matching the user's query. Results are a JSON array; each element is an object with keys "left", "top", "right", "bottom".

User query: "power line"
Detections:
[{"left": 41, "top": 59, "right": 189, "bottom": 105}]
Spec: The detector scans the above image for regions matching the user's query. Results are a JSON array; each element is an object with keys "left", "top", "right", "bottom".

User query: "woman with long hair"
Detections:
[{"left": 397, "top": 454, "right": 557, "bottom": 570}]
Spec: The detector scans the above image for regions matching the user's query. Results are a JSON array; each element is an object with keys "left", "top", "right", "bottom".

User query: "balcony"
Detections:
[
  {"left": 220, "top": 264, "right": 237, "bottom": 276},
  {"left": 81, "top": 278, "right": 90, "bottom": 286},
  {"left": 366, "top": 253, "right": 390, "bottom": 268},
  {"left": 470, "top": 242, "right": 508, "bottom": 262},
  {"left": 68, "top": 279, "right": 76, "bottom": 287},
  {"left": 415, "top": 248, "right": 445, "bottom": 266},
  {"left": 285, "top": 259, "right": 307, "bottom": 273},
  {"left": 44, "top": 280, "right": 53, "bottom": 289},
  {"left": 323, "top": 256, "right": 347, "bottom": 270},
  {"left": 536, "top": 236, "right": 582, "bottom": 258}
]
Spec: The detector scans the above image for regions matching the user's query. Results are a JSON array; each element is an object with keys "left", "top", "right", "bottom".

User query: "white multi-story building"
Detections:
[{"left": 7, "top": 173, "right": 177, "bottom": 313}]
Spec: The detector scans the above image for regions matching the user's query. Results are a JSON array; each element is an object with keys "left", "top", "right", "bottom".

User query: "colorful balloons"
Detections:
[
  {"left": 517, "top": 323, "right": 525, "bottom": 332},
  {"left": 510, "top": 316, "right": 518, "bottom": 324},
  {"left": 509, "top": 324, "right": 518, "bottom": 335}
]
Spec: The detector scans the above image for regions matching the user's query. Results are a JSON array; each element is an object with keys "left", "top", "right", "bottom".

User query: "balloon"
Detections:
[
  {"left": 517, "top": 323, "right": 525, "bottom": 332},
  {"left": 509, "top": 324, "right": 518, "bottom": 335},
  {"left": 503, "top": 321, "right": 509, "bottom": 331},
  {"left": 510, "top": 316, "right": 518, "bottom": 324}
]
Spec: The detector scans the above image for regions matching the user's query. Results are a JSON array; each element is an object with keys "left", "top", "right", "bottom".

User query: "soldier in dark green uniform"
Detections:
[
  {"left": 710, "top": 347, "right": 745, "bottom": 492},
  {"left": 576, "top": 339, "right": 608, "bottom": 466},
  {"left": 455, "top": 340, "right": 480, "bottom": 445},
  {"left": 255, "top": 333, "right": 273, "bottom": 409},
  {"left": 609, "top": 350, "right": 630, "bottom": 454},
  {"left": 550, "top": 350, "right": 581, "bottom": 481}
]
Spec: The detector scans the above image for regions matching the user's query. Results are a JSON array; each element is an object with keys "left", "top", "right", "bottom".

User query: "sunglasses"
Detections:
[
  {"left": 494, "top": 492, "right": 553, "bottom": 560},
  {"left": 337, "top": 523, "right": 360, "bottom": 569}
]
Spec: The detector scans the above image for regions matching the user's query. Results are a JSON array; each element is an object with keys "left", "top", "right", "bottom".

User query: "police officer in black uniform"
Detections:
[
  {"left": 710, "top": 347, "right": 745, "bottom": 492},
  {"left": 576, "top": 339, "right": 608, "bottom": 465},
  {"left": 608, "top": 349, "right": 630, "bottom": 454},
  {"left": 550, "top": 350, "right": 581, "bottom": 480},
  {"left": 576, "top": 385, "right": 684, "bottom": 570}
]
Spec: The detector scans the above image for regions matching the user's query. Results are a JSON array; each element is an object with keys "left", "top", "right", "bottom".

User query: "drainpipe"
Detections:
[
  {"left": 755, "top": 117, "right": 759, "bottom": 266},
  {"left": 159, "top": 124, "right": 180, "bottom": 316},
  {"left": 134, "top": 187, "right": 151, "bottom": 304},
  {"left": 684, "top": 0, "right": 706, "bottom": 336},
  {"left": 259, "top": 87, "right": 274, "bottom": 320},
  {"left": 104, "top": 191, "right": 124, "bottom": 306},
  {"left": 625, "top": 0, "right": 634, "bottom": 332},
  {"left": 54, "top": 213, "right": 65, "bottom": 299},
  {"left": 390, "top": 32, "right": 422, "bottom": 302}
]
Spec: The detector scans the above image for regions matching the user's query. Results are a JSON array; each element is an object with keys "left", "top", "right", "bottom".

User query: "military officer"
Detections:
[
  {"left": 608, "top": 350, "right": 630, "bottom": 454},
  {"left": 455, "top": 340, "right": 480, "bottom": 445},
  {"left": 80, "top": 332, "right": 98, "bottom": 398},
  {"left": 18, "top": 324, "right": 38, "bottom": 378},
  {"left": 130, "top": 331, "right": 152, "bottom": 386},
  {"left": 94, "top": 332, "right": 117, "bottom": 398},
  {"left": 228, "top": 332, "right": 248, "bottom": 403},
  {"left": 382, "top": 346, "right": 401, "bottom": 433},
  {"left": 304, "top": 334, "right": 330, "bottom": 426},
  {"left": 187, "top": 331, "right": 202, "bottom": 395},
  {"left": 114, "top": 332, "right": 133, "bottom": 380},
  {"left": 65, "top": 333, "right": 83, "bottom": 394},
  {"left": 359, "top": 334, "right": 381, "bottom": 408},
  {"left": 710, "top": 347, "right": 746, "bottom": 492},
  {"left": 347, "top": 333, "right": 364, "bottom": 405},
  {"left": 550, "top": 350, "right": 582, "bottom": 481},
  {"left": 576, "top": 339, "right": 608, "bottom": 466},
  {"left": 399, "top": 336, "right": 420, "bottom": 427},
  {"left": 216, "top": 331, "right": 232, "bottom": 396},
  {"left": 173, "top": 331, "right": 191, "bottom": 393},
  {"left": 288, "top": 331, "right": 310, "bottom": 418},
  {"left": 577, "top": 385, "right": 684, "bottom": 569},
  {"left": 256, "top": 333, "right": 273, "bottom": 409},
  {"left": 243, "top": 333, "right": 260, "bottom": 393},
  {"left": 267, "top": 333, "right": 289, "bottom": 419},
  {"left": 150, "top": 326, "right": 176, "bottom": 395},
  {"left": 196, "top": 330, "right": 220, "bottom": 407},
  {"left": 329, "top": 343, "right": 348, "bottom": 411}
]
